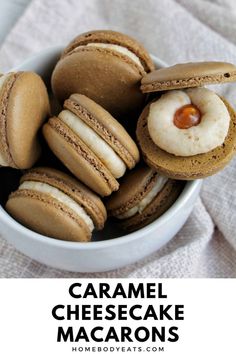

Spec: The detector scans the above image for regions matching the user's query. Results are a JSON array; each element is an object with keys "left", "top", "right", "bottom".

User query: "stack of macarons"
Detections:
[{"left": 1, "top": 30, "right": 236, "bottom": 242}]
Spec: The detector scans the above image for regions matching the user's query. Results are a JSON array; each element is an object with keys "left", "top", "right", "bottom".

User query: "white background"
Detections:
[
  {"left": 0, "top": 279, "right": 235, "bottom": 353},
  {"left": 0, "top": 0, "right": 31, "bottom": 46}
]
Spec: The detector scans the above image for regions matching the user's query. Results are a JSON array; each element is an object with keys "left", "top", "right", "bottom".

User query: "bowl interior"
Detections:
[{"left": 0, "top": 46, "right": 195, "bottom": 243}]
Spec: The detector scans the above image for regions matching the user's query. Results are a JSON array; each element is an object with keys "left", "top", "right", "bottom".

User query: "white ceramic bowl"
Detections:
[{"left": 0, "top": 47, "right": 202, "bottom": 272}]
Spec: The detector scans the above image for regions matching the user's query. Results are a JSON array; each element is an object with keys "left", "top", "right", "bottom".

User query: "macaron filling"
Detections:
[
  {"left": 148, "top": 88, "right": 230, "bottom": 156},
  {"left": 0, "top": 149, "right": 8, "bottom": 166},
  {"left": 117, "top": 175, "right": 168, "bottom": 219},
  {"left": 59, "top": 110, "right": 127, "bottom": 178},
  {"left": 19, "top": 181, "right": 94, "bottom": 231},
  {"left": 76, "top": 43, "right": 144, "bottom": 70}
]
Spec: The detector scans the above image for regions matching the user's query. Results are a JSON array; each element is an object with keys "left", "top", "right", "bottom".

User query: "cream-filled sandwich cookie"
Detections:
[
  {"left": 106, "top": 166, "right": 183, "bottom": 231},
  {"left": 0, "top": 71, "right": 50, "bottom": 169},
  {"left": 51, "top": 30, "right": 154, "bottom": 119},
  {"left": 43, "top": 94, "right": 140, "bottom": 196},
  {"left": 6, "top": 167, "right": 107, "bottom": 242}
]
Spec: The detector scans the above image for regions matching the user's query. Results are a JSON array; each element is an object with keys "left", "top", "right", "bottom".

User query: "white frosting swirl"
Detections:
[{"left": 148, "top": 88, "right": 230, "bottom": 156}]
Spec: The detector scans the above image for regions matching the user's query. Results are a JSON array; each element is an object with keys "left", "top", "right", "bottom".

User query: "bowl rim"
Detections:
[{"left": 0, "top": 46, "right": 202, "bottom": 250}]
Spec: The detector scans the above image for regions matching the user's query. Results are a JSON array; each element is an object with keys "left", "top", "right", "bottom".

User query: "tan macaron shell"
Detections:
[
  {"left": 136, "top": 97, "right": 236, "bottom": 179},
  {"left": 141, "top": 61, "right": 236, "bottom": 92},
  {"left": 0, "top": 73, "right": 19, "bottom": 167},
  {"left": 7, "top": 190, "right": 91, "bottom": 242},
  {"left": 52, "top": 30, "right": 154, "bottom": 118},
  {"left": 62, "top": 30, "right": 154, "bottom": 73},
  {"left": 21, "top": 167, "right": 107, "bottom": 229},
  {"left": 64, "top": 94, "right": 140, "bottom": 169},
  {"left": 43, "top": 94, "right": 140, "bottom": 196},
  {"left": 6, "top": 167, "right": 107, "bottom": 242},
  {"left": 0, "top": 72, "right": 50, "bottom": 169},
  {"left": 107, "top": 166, "right": 183, "bottom": 231},
  {"left": 120, "top": 180, "right": 183, "bottom": 231},
  {"left": 43, "top": 117, "right": 119, "bottom": 196},
  {"left": 107, "top": 166, "right": 159, "bottom": 216}
]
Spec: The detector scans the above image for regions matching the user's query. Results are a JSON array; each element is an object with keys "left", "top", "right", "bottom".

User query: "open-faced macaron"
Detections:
[
  {"left": 0, "top": 71, "right": 50, "bottom": 169},
  {"left": 51, "top": 30, "right": 154, "bottom": 119},
  {"left": 137, "top": 62, "right": 236, "bottom": 179},
  {"left": 43, "top": 94, "right": 140, "bottom": 196},
  {"left": 6, "top": 167, "right": 107, "bottom": 242},
  {"left": 141, "top": 61, "right": 236, "bottom": 92},
  {"left": 106, "top": 165, "right": 183, "bottom": 231}
]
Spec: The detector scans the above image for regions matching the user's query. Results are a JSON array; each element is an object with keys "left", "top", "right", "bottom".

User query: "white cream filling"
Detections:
[
  {"left": 148, "top": 88, "right": 230, "bottom": 157},
  {"left": 80, "top": 43, "right": 143, "bottom": 69},
  {"left": 19, "top": 181, "right": 94, "bottom": 231},
  {"left": 59, "top": 110, "right": 126, "bottom": 178},
  {"left": 0, "top": 73, "right": 13, "bottom": 166},
  {"left": 117, "top": 175, "right": 168, "bottom": 219}
]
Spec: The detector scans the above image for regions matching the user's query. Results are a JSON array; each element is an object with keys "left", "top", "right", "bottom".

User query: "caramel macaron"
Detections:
[
  {"left": 51, "top": 30, "right": 154, "bottom": 119},
  {"left": 106, "top": 165, "right": 183, "bottom": 231},
  {"left": 141, "top": 61, "right": 236, "bottom": 92},
  {"left": 6, "top": 167, "right": 107, "bottom": 242},
  {"left": 137, "top": 92, "right": 236, "bottom": 179},
  {"left": 137, "top": 62, "right": 236, "bottom": 180},
  {"left": 43, "top": 94, "right": 140, "bottom": 196},
  {"left": 0, "top": 71, "right": 50, "bottom": 169}
]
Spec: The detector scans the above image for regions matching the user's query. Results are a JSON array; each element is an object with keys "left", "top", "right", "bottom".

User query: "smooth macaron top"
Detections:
[
  {"left": 51, "top": 30, "right": 154, "bottom": 118},
  {"left": 0, "top": 71, "right": 50, "bottom": 169},
  {"left": 141, "top": 61, "right": 236, "bottom": 92},
  {"left": 62, "top": 30, "right": 154, "bottom": 73},
  {"left": 6, "top": 167, "right": 107, "bottom": 242}
]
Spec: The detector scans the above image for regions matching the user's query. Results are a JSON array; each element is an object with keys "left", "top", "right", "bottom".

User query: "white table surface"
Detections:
[{"left": 0, "top": 0, "right": 31, "bottom": 46}]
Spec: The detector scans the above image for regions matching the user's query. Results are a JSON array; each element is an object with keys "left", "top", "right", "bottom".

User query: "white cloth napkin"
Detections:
[{"left": 0, "top": 0, "right": 236, "bottom": 278}]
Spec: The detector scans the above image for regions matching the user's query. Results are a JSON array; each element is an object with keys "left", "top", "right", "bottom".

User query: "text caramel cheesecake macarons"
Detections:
[
  {"left": 106, "top": 165, "right": 183, "bottom": 231},
  {"left": 137, "top": 61, "right": 236, "bottom": 179},
  {"left": 0, "top": 71, "right": 50, "bottom": 169},
  {"left": 51, "top": 30, "right": 154, "bottom": 119},
  {"left": 6, "top": 167, "right": 107, "bottom": 242},
  {"left": 43, "top": 94, "right": 140, "bottom": 196}
]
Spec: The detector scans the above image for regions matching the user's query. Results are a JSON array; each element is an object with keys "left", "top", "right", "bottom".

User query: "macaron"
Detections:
[
  {"left": 137, "top": 62, "right": 236, "bottom": 180},
  {"left": 106, "top": 165, "right": 183, "bottom": 231},
  {"left": 141, "top": 61, "right": 236, "bottom": 92},
  {"left": 137, "top": 91, "right": 236, "bottom": 179},
  {"left": 51, "top": 30, "right": 154, "bottom": 119},
  {"left": 0, "top": 71, "right": 50, "bottom": 169},
  {"left": 43, "top": 94, "right": 140, "bottom": 196},
  {"left": 6, "top": 167, "right": 107, "bottom": 242}
]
